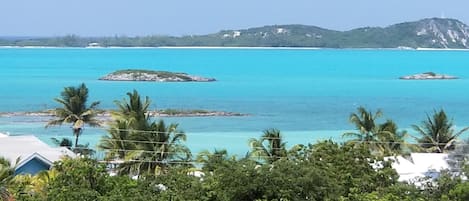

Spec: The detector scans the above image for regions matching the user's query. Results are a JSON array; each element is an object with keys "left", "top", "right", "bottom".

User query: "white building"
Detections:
[
  {"left": 386, "top": 153, "right": 450, "bottom": 183},
  {"left": 0, "top": 134, "right": 76, "bottom": 175}
]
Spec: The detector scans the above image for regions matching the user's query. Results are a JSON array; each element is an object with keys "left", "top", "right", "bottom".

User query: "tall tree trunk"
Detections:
[{"left": 73, "top": 128, "right": 81, "bottom": 148}]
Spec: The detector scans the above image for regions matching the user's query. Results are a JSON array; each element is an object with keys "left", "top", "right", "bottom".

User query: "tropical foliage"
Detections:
[
  {"left": 7, "top": 85, "right": 469, "bottom": 200},
  {"left": 196, "top": 149, "right": 235, "bottom": 172},
  {"left": 343, "top": 107, "right": 414, "bottom": 156},
  {"left": 50, "top": 137, "right": 73, "bottom": 150},
  {"left": 5, "top": 129, "right": 469, "bottom": 200},
  {"left": 99, "top": 90, "right": 150, "bottom": 161},
  {"left": 378, "top": 119, "right": 416, "bottom": 156},
  {"left": 347, "top": 107, "right": 384, "bottom": 138},
  {"left": 98, "top": 120, "right": 135, "bottom": 160},
  {"left": 112, "top": 90, "right": 151, "bottom": 130},
  {"left": 0, "top": 157, "right": 15, "bottom": 201},
  {"left": 0, "top": 141, "right": 427, "bottom": 201},
  {"left": 119, "top": 120, "right": 191, "bottom": 175},
  {"left": 248, "top": 128, "right": 288, "bottom": 163},
  {"left": 46, "top": 83, "right": 101, "bottom": 150},
  {"left": 412, "top": 109, "right": 469, "bottom": 153},
  {"left": 343, "top": 107, "right": 388, "bottom": 154},
  {"left": 100, "top": 90, "right": 191, "bottom": 176}
]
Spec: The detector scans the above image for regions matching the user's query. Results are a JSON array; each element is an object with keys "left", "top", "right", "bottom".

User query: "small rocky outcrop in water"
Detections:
[
  {"left": 399, "top": 72, "right": 458, "bottom": 80},
  {"left": 99, "top": 69, "right": 216, "bottom": 82}
]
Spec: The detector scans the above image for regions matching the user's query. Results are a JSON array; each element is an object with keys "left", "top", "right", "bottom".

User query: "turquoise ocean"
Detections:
[{"left": 1, "top": 48, "right": 469, "bottom": 156}]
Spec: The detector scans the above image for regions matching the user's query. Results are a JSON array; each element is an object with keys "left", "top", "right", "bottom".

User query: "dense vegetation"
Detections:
[
  {"left": 2, "top": 84, "right": 469, "bottom": 200},
  {"left": 1, "top": 18, "right": 469, "bottom": 48}
]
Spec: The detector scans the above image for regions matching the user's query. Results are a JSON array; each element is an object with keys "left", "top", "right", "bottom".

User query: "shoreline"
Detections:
[{"left": 1, "top": 45, "right": 469, "bottom": 51}]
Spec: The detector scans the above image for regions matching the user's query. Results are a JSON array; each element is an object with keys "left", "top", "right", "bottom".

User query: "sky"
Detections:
[{"left": 1, "top": 0, "right": 469, "bottom": 37}]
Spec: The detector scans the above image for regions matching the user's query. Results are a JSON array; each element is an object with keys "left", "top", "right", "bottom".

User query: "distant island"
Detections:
[
  {"left": 399, "top": 72, "right": 458, "bottom": 80},
  {"left": 99, "top": 69, "right": 216, "bottom": 82},
  {"left": 0, "top": 109, "right": 245, "bottom": 119},
  {"left": 151, "top": 109, "right": 245, "bottom": 117},
  {"left": 2, "top": 18, "right": 469, "bottom": 49}
]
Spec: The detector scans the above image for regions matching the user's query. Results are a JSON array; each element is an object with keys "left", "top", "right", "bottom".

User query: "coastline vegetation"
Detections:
[
  {"left": 3, "top": 84, "right": 469, "bottom": 200},
  {"left": 1, "top": 18, "right": 468, "bottom": 49}
]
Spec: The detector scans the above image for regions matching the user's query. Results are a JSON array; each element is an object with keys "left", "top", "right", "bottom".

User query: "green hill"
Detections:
[
  {"left": 2, "top": 18, "right": 469, "bottom": 48},
  {"left": 206, "top": 18, "right": 469, "bottom": 48}
]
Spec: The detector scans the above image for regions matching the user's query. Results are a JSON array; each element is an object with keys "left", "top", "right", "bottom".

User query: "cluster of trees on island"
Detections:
[{"left": 2, "top": 83, "right": 469, "bottom": 200}]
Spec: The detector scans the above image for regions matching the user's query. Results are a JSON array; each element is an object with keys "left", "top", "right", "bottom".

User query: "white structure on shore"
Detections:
[
  {"left": 87, "top": 42, "right": 102, "bottom": 48},
  {"left": 386, "top": 153, "right": 450, "bottom": 183}
]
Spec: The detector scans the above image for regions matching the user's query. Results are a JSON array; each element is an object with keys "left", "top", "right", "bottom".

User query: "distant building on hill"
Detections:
[
  {"left": 87, "top": 42, "right": 101, "bottom": 48},
  {"left": 0, "top": 134, "right": 76, "bottom": 175}
]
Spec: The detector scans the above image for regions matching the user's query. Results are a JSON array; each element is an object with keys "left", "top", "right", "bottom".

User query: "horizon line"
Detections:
[{"left": 0, "top": 17, "right": 462, "bottom": 39}]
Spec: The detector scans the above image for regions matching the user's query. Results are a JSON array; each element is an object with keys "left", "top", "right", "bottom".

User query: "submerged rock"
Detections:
[{"left": 399, "top": 72, "right": 458, "bottom": 80}]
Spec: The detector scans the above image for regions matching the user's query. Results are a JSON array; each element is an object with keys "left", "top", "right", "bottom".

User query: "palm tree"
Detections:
[
  {"left": 12, "top": 169, "right": 57, "bottom": 200},
  {"left": 30, "top": 169, "right": 57, "bottom": 199},
  {"left": 343, "top": 106, "right": 382, "bottom": 141},
  {"left": 99, "top": 90, "right": 150, "bottom": 161},
  {"left": 196, "top": 149, "right": 235, "bottom": 172},
  {"left": 378, "top": 120, "right": 416, "bottom": 156},
  {"left": 98, "top": 120, "right": 136, "bottom": 160},
  {"left": 249, "top": 128, "right": 287, "bottom": 163},
  {"left": 46, "top": 83, "right": 101, "bottom": 148},
  {"left": 120, "top": 120, "right": 191, "bottom": 175},
  {"left": 342, "top": 107, "right": 390, "bottom": 154},
  {"left": 0, "top": 157, "right": 15, "bottom": 201},
  {"left": 51, "top": 137, "right": 73, "bottom": 150},
  {"left": 100, "top": 90, "right": 192, "bottom": 176},
  {"left": 13, "top": 169, "right": 58, "bottom": 200},
  {"left": 412, "top": 109, "right": 469, "bottom": 153},
  {"left": 112, "top": 90, "right": 151, "bottom": 131},
  {"left": 10, "top": 174, "right": 33, "bottom": 199}
]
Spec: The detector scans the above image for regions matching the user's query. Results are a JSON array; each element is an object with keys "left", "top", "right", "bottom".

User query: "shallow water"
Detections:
[{"left": 1, "top": 48, "right": 469, "bottom": 155}]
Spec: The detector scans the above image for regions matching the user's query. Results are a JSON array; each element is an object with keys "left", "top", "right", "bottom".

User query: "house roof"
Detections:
[
  {"left": 16, "top": 152, "right": 54, "bottom": 168},
  {"left": 386, "top": 153, "right": 450, "bottom": 182},
  {"left": 0, "top": 135, "right": 76, "bottom": 167}
]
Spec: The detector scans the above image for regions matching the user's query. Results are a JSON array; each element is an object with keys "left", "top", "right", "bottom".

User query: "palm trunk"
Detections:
[
  {"left": 73, "top": 128, "right": 81, "bottom": 148},
  {"left": 75, "top": 135, "right": 79, "bottom": 149}
]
